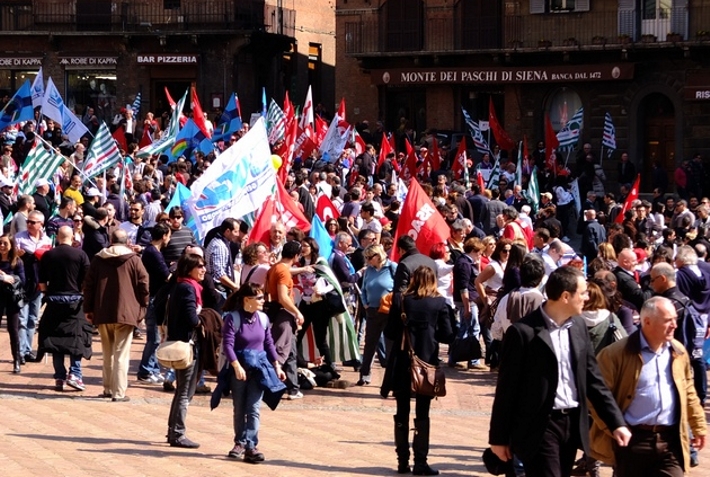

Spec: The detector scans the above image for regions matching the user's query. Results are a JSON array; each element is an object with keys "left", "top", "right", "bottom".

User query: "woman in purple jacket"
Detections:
[{"left": 222, "top": 283, "right": 285, "bottom": 464}]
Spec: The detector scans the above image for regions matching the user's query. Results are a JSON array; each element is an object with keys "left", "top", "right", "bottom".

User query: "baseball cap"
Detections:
[
  {"left": 0, "top": 177, "right": 13, "bottom": 188},
  {"left": 86, "top": 187, "right": 102, "bottom": 197},
  {"left": 34, "top": 178, "right": 49, "bottom": 188}
]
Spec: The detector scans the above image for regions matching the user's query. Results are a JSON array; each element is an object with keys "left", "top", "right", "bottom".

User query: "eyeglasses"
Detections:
[
  {"left": 27, "top": 220, "right": 42, "bottom": 225},
  {"left": 502, "top": 248, "right": 511, "bottom": 253},
  {"left": 171, "top": 216, "right": 183, "bottom": 220},
  {"left": 74, "top": 219, "right": 82, "bottom": 223},
  {"left": 196, "top": 264, "right": 206, "bottom": 269}
]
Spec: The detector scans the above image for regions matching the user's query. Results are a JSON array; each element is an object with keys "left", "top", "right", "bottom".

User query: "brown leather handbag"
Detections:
[{"left": 400, "top": 296, "right": 446, "bottom": 398}]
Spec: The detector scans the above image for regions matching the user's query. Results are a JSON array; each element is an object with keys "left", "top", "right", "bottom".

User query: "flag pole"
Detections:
[{"left": 600, "top": 145, "right": 605, "bottom": 167}]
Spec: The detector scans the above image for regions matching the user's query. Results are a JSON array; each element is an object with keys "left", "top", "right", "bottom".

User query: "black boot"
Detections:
[
  {"left": 13, "top": 359, "right": 21, "bottom": 374},
  {"left": 412, "top": 418, "right": 438, "bottom": 476},
  {"left": 394, "top": 415, "right": 411, "bottom": 474}
]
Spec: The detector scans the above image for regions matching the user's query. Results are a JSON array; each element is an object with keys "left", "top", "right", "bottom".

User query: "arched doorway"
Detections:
[{"left": 639, "top": 92, "right": 675, "bottom": 191}]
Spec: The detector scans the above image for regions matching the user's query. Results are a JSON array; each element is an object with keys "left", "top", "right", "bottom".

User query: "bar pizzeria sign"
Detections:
[{"left": 371, "top": 64, "right": 634, "bottom": 85}]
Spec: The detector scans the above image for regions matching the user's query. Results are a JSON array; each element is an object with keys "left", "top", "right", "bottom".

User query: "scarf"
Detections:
[{"left": 178, "top": 277, "right": 203, "bottom": 309}]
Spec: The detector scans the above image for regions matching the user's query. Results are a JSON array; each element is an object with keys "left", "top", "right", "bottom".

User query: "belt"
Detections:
[
  {"left": 551, "top": 407, "right": 578, "bottom": 417},
  {"left": 631, "top": 424, "right": 675, "bottom": 433}
]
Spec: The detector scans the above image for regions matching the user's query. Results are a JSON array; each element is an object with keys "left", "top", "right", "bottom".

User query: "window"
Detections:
[
  {"left": 164, "top": 0, "right": 181, "bottom": 10},
  {"left": 0, "top": 70, "right": 39, "bottom": 98},
  {"left": 530, "top": 0, "right": 589, "bottom": 13},
  {"left": 308, "top": 43, "right": 322, "bottom": 103},
  {"left": 385, "top": 0, "right": 423, "bottom": 51},
  {"left": 65, "top": 72, "right": 117, "bottom": 124}
]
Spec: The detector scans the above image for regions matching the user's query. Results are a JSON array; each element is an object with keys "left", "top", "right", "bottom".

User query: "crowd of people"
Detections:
[{"left": 0, "top": 106, "right": 709, "bottom": 476}]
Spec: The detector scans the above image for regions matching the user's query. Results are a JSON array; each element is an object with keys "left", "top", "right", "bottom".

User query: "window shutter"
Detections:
[
  {"left": 670, "top": 0, "right": 688, "bottom": 38},
  {"left": 530, "top": 0, "right": 545, "bottom": 14},
  {"left": 618, "top": 0, "right": 636, "bottom": 39},
  {"left": 574, "top": 0, "right": 590, "bottom": 13}
]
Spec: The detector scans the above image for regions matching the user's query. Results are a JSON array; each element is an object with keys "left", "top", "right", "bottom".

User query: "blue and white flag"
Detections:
[
  {"left": 319, "top": 113, "right": 350, "bottom": 161},
  {"left": 462, "top": 107, "right": 490, "bottom": 155},
  {"left": 183, "top": 118, "right": 275, "bottom": 241},
  {"left": 556, "top": 107, "right": 584, "bottom": 150},
  {"left": 602, "top": 112, "right": 616, "bottom": 157},
  {"left": 0, "top": 80, "right": 35, "bottom": 131},
  {"left": 40, "top": 77, "right": 64, "bottom": 125},
  {"left": 31, "top": 67, "right": 44, "bottom": 109},
  {"left": 165, "top": 182, "right": 198, "bottom": 237},
  {"left": 213, "top": 93, "right": 243, "bottom": 143},
  {"left": 131, "top": 91, "right": 142, "bottom": 118}
]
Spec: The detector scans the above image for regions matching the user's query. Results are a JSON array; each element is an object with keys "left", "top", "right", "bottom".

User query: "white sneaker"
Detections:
[{"left": 286, "top": 391, "right": 304, "bottom": 400}]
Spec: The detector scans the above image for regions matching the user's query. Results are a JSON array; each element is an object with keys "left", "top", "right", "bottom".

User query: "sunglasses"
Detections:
[
  {"left": 27, "top": 220, "right": 43, "bottom": 225},
  {"left": 248, "top": 295, "right": 265, "bottom": 301}
]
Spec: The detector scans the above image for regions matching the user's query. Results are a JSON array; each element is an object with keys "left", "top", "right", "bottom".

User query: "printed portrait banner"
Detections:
[{"left": 184, "top": 118, "right": 275, "bottom": 241}]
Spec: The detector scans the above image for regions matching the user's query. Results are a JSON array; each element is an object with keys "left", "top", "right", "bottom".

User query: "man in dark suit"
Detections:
[
  {"left": 489, "top": 266, "right": 631, "bottom": 477},
  {"left": 613, "top": 248, "right": 653, "bottom": 311},
  {"left": 581, "top": 209, "right": 606, "bottom": 264},
  {"left": 617, "top": 152, "right": 636, "bottom": 185},
  {"left": 467, "top": 183, "right": 488, "bottom": 231},
  {"left": 392, "top": 235, "right": 437, "bottom": 293}
]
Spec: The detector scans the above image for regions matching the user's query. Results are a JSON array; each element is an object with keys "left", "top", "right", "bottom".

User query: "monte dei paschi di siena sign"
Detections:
[{"left": 371, "top": 64, "right": 635, "bottom": 86}]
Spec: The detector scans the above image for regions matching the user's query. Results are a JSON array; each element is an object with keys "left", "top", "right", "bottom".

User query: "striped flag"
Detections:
[
  {"left": 17, "top": 139, "right": 65, "bottom": 195},
  {"left": 83, "top": 122, "right": 122, "bottom": 178},
  {"left": 462, "top": 107, "right": 490, "bottom": 155},
  {"left": 487, "top": 160, "right": 500, "bottom": 190},
  {"left": 556, "top": 106, "right": 584, "bottom": 150},
  {"left": 131, "top": 91, "right": 141, "bottom": 118},
  {"left": 525, "top": 166, "right": 540, "bottom": 215},
  {"left": 266, "top": 99, "right": 287, "bottom": 145},
  {"left": 602, "top": 112, "right": 616, "bottom": 157},
  {"left": 136, "top": 89, "right": 186, "bottom": 158}
]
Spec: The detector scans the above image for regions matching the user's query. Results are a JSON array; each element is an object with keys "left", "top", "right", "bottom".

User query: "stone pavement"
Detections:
[{"left": 0, "top": 328, "right": 708, "bottom": 477}]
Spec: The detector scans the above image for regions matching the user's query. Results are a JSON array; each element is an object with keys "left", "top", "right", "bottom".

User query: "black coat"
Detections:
[
  {"left": 393, "top": 251, "right": 438, "bottom": 294},
  {"left": 612, "top": 266, "right": 652, "bottom": 311},
  {"left": 381, "top": 295, "right": 454, "bottom": 397},
  {"left": 581, "top": 220, "right": 606, "bottom": 262},
  {"left": 488, "top": 308, "right": 626, "bottom": 461}
]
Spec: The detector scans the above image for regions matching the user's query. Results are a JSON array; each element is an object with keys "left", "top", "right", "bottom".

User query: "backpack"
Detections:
[
  {"left": 217, "top": 310, "right": 271, "bottom": 371},
  {"left": 670, "top": 296, "right": 708, "bottom": 360}
]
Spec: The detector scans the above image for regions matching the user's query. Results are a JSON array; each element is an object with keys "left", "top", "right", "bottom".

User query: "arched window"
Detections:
[{"left": 457, "top": 0, "right": 502, "bottom": 49}]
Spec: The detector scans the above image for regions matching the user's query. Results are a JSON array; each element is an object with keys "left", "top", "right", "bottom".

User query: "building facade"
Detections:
[
  {"left": 336, "top": 0, "right": 710, "bottom": 190},
  {"left": 0, "top": 0, "right": 334, "bottom": 125}
]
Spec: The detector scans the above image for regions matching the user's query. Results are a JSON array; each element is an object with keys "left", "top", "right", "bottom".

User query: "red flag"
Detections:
[
  {"left": 428, "top": 137, "right": 441, "bottom": 171},
  {"left": 615, "top": 174, "right": 640, "bottom": 224},
  {"left": 112, "top": 124, "right": 128, "bottom": 152},
  {"left": 316, "top": 194, "right": 341, "bottom": 222},
  {"left": 390, "top": 179, "right": 450, "bottom": 261},
  {"left": 337, "top": 98, "right": 346, "bottom": 122},
  {"left": 404, "top": 138, "right": 418, "bottom": 178},
  {"left": 351, "top": 128, "right": 366, "bottom": 157},
  {"left": 283, "top": 91, "right": 294, "bottom": 123},
  {"left": 164, "top": 87, "right": 176, "bottom": 108},
  {"left": 275, "top": 178, "right": 312, "bottom": 232},
  {"left": 248, "top": 195, "right": 278, "bottom": 245},
  {"left": 190, "top": 86, "right": 211, "bottom": 138},
  {"left": 389, "top": 134, "right": 397, "bottom": 154},
  {"left": 451, "top": 136, "right": 467, "bottom": 180},
  {"left": 544, "top": 112, "right": 559, "bottom": 171},
  {"left": 477, "top": 170, "right": 486, "bottom": 192},
  {"left": 489, "top": 98, "right": 515, "bottom": 151},
  {"left": 377, "top": 134, "right": 393, "bottom": 170},
  {"left": 277, "top": 116, "right": 298, "bottom": 183},
  {"left": 315, "top": 115, "right": 328, "bottom": 146},
  {"left": 138, "top": 127, "right": 153, "bottom": 148}
]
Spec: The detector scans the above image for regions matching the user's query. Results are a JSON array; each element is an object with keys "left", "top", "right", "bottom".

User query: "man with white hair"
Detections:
[
  {"left": 581, "top": 209, "right": 606, "bottom": 264},
  {"left": 519, "top": 205, "right": 533, "bottom": 229},
  {"left": 591, "top": 296, "right": 707, "bottom": 476},
  {"left": 674, "top": 245, "right": 710, "bottom": 316}
]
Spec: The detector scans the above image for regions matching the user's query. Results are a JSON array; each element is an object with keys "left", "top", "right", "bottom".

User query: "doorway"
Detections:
[
  {"left": 151, "top": 80, "right": 192, "bottom": 118},
  {"left": 386, "top": 89, "right": 426, "bottom": 151},
  {"left": 640, "top": 92, "right": 675, "bottom": 191}
]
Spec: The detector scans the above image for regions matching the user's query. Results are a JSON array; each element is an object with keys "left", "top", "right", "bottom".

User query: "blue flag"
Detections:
[
  {"left": 261, "top": 87, "right": 267, "bottom": 118},
  {"left": 131, "top": 91, "right": 142, "bottom": 118},
  {"left": 309, "top": 215, "right": 333, "bottom": 260},
  {"left": 0, "top": 80, "right": 35, "bottom": 130},
  {"left": 168, "top": 118, "right": 212, "bottom": 163},
  {"left": 212, "top": 93, "right": 243, "bottom": 142}
]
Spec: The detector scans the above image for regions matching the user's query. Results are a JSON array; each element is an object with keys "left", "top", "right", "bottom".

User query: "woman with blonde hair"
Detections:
[
  {"left": 357, "top": 243, "right": 397, "bottom": 386},
  {"left": 383, "top": 266, "right": 454, "bottom": 475}
]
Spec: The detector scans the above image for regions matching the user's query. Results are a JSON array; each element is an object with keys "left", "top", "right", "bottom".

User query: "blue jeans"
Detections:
[
  {"left": 19, "top": 290, "right": 42, "bottom": 356},
  {"left": 229, "top": 372, "right": 264, "bottom": 450},
  {"left": 166, "top": 369, "right": 206, "bottom": 387},
  {"left": 167, "top": 356, "right": 198, "bottom": 440},
  {"left": 137, "top": 300, "right": 161, "bottom": 378},
  {"left": 52, "top": 353, "right": 82, "bottom": 380}
]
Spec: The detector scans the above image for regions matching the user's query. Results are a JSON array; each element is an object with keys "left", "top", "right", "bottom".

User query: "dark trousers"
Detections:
[
  {"left": 394, "top": 389, "right": 432, "bottom": 422},
  {"left": 615, "top": 429, "right": 683, "bottom": 477},
  {"left": 297, "top": 300, "right": 333, "bottom": 367},
  {"left": 521, "top": 409, "right": 581, "bottom": 477},
  {"left": 167, "top": 356, "right": 198, "bottom": 441},
  {"left": 1, "top": 308, "right": 20, "bottom": 360},
  {"left": 690, "top": 358, "right": 707, "bottom": 405},
  {"left": 272, "top": 309, "right": 299, "bottom": 393}
]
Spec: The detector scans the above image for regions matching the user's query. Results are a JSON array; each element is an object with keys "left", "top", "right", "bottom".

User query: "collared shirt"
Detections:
[
  {"left": 205, "top": 233, "right": 234, "bottom": 283},
  {"left": 540, "top": 305, "right": 579, "bottom": 410},
  {"left": 15, "top": 229, "right": 52, "bottom": 254},
  {"left": 624, "top": 332, "right": 678, "bottom": 426}
]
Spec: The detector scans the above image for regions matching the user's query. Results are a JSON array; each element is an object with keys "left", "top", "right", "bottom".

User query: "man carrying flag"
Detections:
[{"left": 615, "top": 174, "right": 640, "bottom": 223}]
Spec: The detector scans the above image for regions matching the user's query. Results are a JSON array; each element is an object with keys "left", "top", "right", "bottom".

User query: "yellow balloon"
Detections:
[{"left": 271, "top": 154, "right": 283, "bottom": 171}]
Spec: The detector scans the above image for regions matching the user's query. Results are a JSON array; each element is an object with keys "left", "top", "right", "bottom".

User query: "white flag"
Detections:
[
  {"left": 478, "top": 120, "right": 490, "bottom": 131},
  {"left": 31, "top": 68, "right": 44, "bottom": 109},
  {"left": 319, "top": 113, "right": 350, "bottom": 161},
  {"left": 41, "top": 77, "right": 64, "bottom": 125},
  {"left": 61, "top": 107, "right": 89, "bottom": 143}
]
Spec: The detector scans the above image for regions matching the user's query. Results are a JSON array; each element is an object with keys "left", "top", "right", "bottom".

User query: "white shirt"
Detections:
[
  {"left": 540, "top": 305, "right": 579, "bottom": 410},
  {"left": 491, "top": 287, "right": 544, "bottom": 340}
]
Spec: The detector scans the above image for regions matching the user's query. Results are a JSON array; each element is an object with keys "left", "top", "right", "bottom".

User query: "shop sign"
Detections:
[
  {"left": 372, "top": 64, "right": 635, "bottom": 85},
  {"left": 0, "top": 57, "right": 42, "bottom": 67},
  {"left": 685, "top": 88, "right": 710, "bottom": 101},
  {"left": 685, "top": 70, "right": 710, "bottom": 100},
  {"left": 59, "top": 56, "right": 118, "bottom": 66},
  {"left": 137, "top": 54, "right": 199, "bottom": 64}
]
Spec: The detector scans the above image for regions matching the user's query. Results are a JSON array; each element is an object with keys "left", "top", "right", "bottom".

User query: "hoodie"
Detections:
[{"left": 83, "top": 244, "right": 150, "bottom": 326}]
